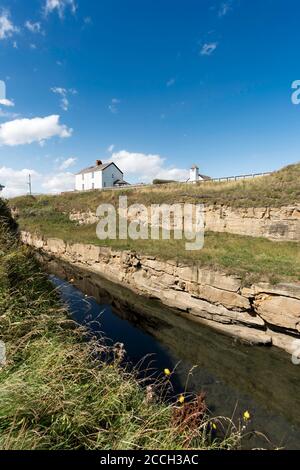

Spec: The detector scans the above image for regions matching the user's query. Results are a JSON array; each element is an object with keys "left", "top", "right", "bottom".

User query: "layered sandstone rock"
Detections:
[
  {"left": 21, "top": 231, "right": 300, "bottom": 354},
  {"left": 69, "top": 203, "right": 300, "bottom": 242}
]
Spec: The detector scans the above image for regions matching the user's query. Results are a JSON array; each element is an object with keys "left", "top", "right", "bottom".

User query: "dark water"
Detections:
[{"left": 49, "top": 265, "right": 300, "bottom": 450}]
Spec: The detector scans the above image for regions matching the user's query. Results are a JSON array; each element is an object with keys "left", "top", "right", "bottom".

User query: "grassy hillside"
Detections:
[
  {"left": 8, "top": 162, "right": 300, "bottom": 284},
  {"left": 9, "top": 202, "right": 300, "bottom": 284},
  {"left": 10, "top": 162, "right": 300, "bottom": 212},
  {"left": 0, "top": 199, "right": 244, "bottom": 450}
]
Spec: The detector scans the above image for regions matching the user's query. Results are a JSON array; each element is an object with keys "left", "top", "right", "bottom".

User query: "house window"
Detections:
[
  {"left": 92, "top": 172, "right": 94, "bottom": 179},
  {"left": 92, "top": 183, "right": 95, "bottom": 190},
  {"left": 112, "top": 173, "right": 115, "bottom": 179},
  {"left": 104, "top": 182, "right": 106, "bottom": 187},
  {"left": 82, "top": 184, "right": 84, "bottom": 191},
  {"left": 82, "top": 173, "right": 84, "bottom": 180}
]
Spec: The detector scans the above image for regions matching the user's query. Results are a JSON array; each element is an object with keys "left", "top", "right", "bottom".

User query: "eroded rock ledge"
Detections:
[
  {"left": 21, "top": 231, "right": 300, "bottom": 354},
  {"left": 68, "top": 204, "right": 300, "bottom": 242}
]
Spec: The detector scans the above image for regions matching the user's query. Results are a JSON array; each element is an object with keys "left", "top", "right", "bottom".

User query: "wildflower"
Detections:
[
  {"left": 178, "top": 395, "right": 185, "bottom": 404},
  {"left": 164, "top": 368, "right": 171, "bottom": 376},
  {"left": 70, "top": 278, "right": 74, "bottom": 283},
  {"left": 243, "top": 410, "right": 251, "bottom": 421},
  {"left": 212, "top": 423, "right": 217, "bottom": 430}
]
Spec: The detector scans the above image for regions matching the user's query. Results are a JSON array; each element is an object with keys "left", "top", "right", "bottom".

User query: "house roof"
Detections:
[
  {"left": 76, "top": 162, "right": 124, "bottom": 176},
  {"left": 114, "top": 179, "right": 130, "bottom": 186},
  {"left": 199, "top": 174, "right": 211, "bottom": 180}
]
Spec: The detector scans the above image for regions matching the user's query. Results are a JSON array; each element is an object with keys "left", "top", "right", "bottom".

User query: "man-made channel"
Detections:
[{"left": 48, "top": 261, "right": 300, "bottom": 450}]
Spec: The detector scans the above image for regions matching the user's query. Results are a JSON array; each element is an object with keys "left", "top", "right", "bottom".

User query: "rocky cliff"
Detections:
[
  {"left": 21, "top": 231, "right": 300, "bottom": 355},
  {"left": 69, "top": 204, "right": 300, "bottom": 242}
]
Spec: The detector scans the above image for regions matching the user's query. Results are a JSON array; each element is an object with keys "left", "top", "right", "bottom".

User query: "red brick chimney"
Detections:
[{"left": 96, "top": 160, "right": 102, "bottom": 166}]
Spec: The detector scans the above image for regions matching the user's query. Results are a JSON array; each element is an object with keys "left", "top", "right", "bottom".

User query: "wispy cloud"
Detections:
[
  {"left": 0, "top": 109, "right": 19, "bottom": 119},
  {"left": 166, "top": 78, "right": 176, "bottom": 87},
  {"left": 25, "top": 20, "right": 42, "bottom": 34},
  {"left": 51, "top": 87, "right": 77, "bottom": 111},
  {"left": 58, "top": 157, "right": 77, "bottom": 170},
  {"left": 200, "top": 42, "right": 218, "bottom": 56},
  {"left": 107, "top": 144, "right": 115, "bottom": 153},
  {"left": 0, "top": 9, "right": 19, "bottom": 40},
  {"left": 108, "top": 98, "right": 121, "bottom": 114},
  {"left": 44, "top": 0, "right": 77, "bottom": 19},
  {"left": 218, "top": 1, "right": 232, "bottom": 17},
  {"left": 83, "top": 16, "right": 92, "bottom": 26}
]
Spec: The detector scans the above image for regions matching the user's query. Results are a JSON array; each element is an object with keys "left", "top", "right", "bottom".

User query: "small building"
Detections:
[
  {"left": 75, "top": 160, "right": 128, "bottom": 191},
  {"left": 188, "top": 164, "right": 211, "bottom": 183}
]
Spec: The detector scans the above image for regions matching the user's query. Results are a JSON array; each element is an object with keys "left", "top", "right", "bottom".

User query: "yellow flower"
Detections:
[
  {"left": 164, "top": 368, "right": 171, "bottom": 376},
  {"left": 243, "top": 410, "right": 251, "bottom": 421},
  {"left": 178, "top": 395, "right": 185, "bottom": 404},
  {"left": 212, "top": 423, "right": 217, "bottom": 430}
]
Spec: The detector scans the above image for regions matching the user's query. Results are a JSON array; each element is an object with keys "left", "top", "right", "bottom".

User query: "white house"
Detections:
[
  {"left": 75, "top": 160, "right": 128, "bottom": 191},
  {"left": 188, "top": 164, "right": 211, "bottom": 183}
]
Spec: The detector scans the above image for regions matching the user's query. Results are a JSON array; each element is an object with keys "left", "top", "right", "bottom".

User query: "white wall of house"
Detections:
[
  {"left": 75, "top": 164, "right": 123, "bottom": 191},
  {"left": 189, "top": 166, "right": 207, "bottom": 182},
  {"left": 190, "top": 166, "right": 199, "bottom": 183}
]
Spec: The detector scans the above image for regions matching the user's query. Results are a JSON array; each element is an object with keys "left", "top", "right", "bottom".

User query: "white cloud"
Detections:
[
  {"left": 44, "top": 0, "right": 77, "bottom": 18},
  {"left": 0, "top": 150, "right": 189, "bottom": 198},
  {"left": 0, "top": 115, "right": 72, "bottom": 146},
  {"left": 58, "top": 157, "right": 77, "bottom": 170},
  {"left": 42, "top": 172, "right": 74, "bottom": 193},
  {"left": 0, "top": 10, "right": 19, "bottom": 40},
  {"left": 111, "top": 150, "right": 189, "bottom": 183},
  {"left": 51, "top": 87, "right": 77, "bottom": 111},
  {"left": 108, "top": 98, "right": 120, "bottom": 114},
  {"left": 200, "top": 42, "right": 218, "bottom": 56},
  {"left": 0, "top": 98, "right": 14, "bottom": 107},
  {"left": 0, "top": 167, "right": 40, "bottom": 198},
  {"left": 25, "top": 20, "right": 42, "bottom": 33},
  {"left": 0, "top": 165, "right": 75, "bottom": 197},
  {"left": 107, "top": 144, "right": 115, "bottom": 153}
]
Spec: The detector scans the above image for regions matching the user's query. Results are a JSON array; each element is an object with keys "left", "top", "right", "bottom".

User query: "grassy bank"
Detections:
[
  {"left": 0, "top": 199, "right": 245, "bottom": 450},
  {"left": 9, "top": 162, "right": 300, "bottom": 284},
  {"left": 10, "top": 162, "right": 300, "bottom": 211},
  {"left": 12, "top": 204, "right": 300, "bottom": 284}
]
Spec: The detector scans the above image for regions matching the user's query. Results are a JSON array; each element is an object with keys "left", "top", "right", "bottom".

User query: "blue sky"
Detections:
[{"left": 0, "top": 0, "right": 300, "bottom": 196}]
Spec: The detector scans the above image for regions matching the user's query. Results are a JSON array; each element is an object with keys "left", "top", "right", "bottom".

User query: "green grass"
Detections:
[
  {"left": 15, "top": 206, "right": 300, "bottom": 284},
  {"left": 0, "top": 201, "right": 245, "bottom": 450},
  {"left": 10, "top": 161, "right": 300, "bottom": 212}
]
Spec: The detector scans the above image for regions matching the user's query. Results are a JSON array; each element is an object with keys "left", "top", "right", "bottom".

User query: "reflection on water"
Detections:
[{"left": 47, "top": 258, "right": 300, "bottom": 450}]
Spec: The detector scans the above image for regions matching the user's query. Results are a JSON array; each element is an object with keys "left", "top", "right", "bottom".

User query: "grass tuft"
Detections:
[{"left": 0, "top": 200, "right": 246, "bottom": 450}]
